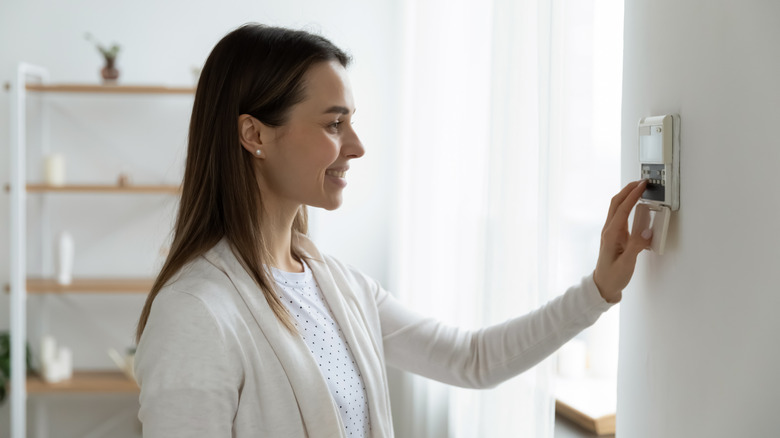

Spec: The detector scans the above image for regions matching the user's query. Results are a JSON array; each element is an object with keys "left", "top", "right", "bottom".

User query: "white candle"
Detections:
[
  {"left": 40, "top": 335, "right": 57, "bottom": 373},
  {"left": 58, "top": 347, "right": 73, "bottom": 380},
  {"left": 56, "top": 231, "right": 74, "bottom": 285},
  {"left": 41, "top": 336, "right": 61, "bottom": 383},
  {"left": 44, "top": 154, "right": 66, "bottom": 186},
  {"left": 43, "top": 361, "right": 62, "bottom": 383}
]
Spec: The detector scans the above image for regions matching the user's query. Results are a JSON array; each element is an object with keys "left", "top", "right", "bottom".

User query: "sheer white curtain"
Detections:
[{"left": 392, "top": 0, "right": 623, "bottom": 437}]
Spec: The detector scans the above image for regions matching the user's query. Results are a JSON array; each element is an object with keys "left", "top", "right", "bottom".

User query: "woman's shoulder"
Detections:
[
  {"left": 153, "top": 248, "right": 244, "bottom": 323},
  {"left": 320, "top": 253, "right": 372, "bottom": 282},
  {"left": 314, "top": 252, "right": 389, "bottom": 307},
  {"left": 163, "top": 255, "right": 232, "bottom": 296},
  {"left": 135, "top": 254, "right": 245, "bottom": 390}
]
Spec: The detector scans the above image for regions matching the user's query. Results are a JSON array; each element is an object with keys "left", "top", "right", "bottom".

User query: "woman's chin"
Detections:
[
  {"left": 321, "top": 202, "right": 343, "bottom": 211},
  {"left": 310, "top": 197, "right": 343, "bottom": 211}
]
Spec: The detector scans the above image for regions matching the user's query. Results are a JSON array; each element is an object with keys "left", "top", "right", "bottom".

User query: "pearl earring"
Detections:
[{"left": 255, "top": 149, "right": 262, "bottom": 157}]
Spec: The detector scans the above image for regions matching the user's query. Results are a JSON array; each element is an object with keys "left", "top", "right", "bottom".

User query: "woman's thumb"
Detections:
[{"left": 628, "top": 227, "right": 653, "bottom": 254}]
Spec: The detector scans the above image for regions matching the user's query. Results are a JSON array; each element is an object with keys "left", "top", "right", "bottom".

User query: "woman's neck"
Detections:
[{"left": 260, "top": 198, "right": 304, "bottom": 273}]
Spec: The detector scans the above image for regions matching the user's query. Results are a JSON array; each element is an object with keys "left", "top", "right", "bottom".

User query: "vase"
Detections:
[{"left": 101, "top": 58, "right": 119, "bottom": 84}]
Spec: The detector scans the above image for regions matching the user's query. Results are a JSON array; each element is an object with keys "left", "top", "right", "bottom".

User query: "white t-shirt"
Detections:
[{"left": 272, "top": 261, "right": 371, "bottom": 437}]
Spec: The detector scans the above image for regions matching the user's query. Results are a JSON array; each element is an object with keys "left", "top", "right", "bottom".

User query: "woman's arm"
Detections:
[
  {"left": 378, "top": 181, "right": 650, "bottom": 388},
  {"left": 134, "top": 289, "right": 241, "bottom": 437},
  {"left": 377, "top": 274, "right": 611, "bottom": 389}
]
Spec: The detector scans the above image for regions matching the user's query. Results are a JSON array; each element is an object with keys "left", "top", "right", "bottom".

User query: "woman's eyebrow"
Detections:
[{"left": 322, "top": 105, "right": 356, "bottom": 115}]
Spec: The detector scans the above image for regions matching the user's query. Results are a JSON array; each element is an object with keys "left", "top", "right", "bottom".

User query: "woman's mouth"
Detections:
[{"left": 325, "top": 169, "right": 347, "bottom": 178}]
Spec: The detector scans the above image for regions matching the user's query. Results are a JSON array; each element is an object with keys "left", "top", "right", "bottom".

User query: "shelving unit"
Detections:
[
  {"left": 7, "top": 63, "right": 192, "bottom": 438},
  {"left": 26, "top": 371, "right": 138, "bottom": 394},
  {"left": 6, "top": 183, "right": 180, "bottom": 193},
  {"left": 26, "top": 83, "right": 194, "bottom": 94},
  {"left": 4, "top": 278, "right": 155, "bottom": 294}
]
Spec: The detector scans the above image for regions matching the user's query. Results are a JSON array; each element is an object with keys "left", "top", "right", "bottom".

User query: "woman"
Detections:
[{"left": 134, "top": 23, "right": 651, "bottom": 438}]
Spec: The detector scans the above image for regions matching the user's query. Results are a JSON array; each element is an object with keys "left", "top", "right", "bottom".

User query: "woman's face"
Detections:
[{"left": 256, "top": 60, "right": 364, "bottom": 212}]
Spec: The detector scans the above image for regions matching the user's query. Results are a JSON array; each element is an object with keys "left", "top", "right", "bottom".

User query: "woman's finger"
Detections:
[
  {"left": 605, "top": 180, "right": 644, "bottom": 226},
  {"left": 627, "top": 225, "right": 653, "bottom": 255},
  {"left": 611, "top": 180, "right": 648, "bottom": 228}
]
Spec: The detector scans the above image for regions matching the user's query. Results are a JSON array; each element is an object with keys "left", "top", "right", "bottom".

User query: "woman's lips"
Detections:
[
  {"left": 325, "top": 169, "right": 347, "bottom": 178},
  {"left": 325, "top": 168, "right": 348, "bottom": 188}
]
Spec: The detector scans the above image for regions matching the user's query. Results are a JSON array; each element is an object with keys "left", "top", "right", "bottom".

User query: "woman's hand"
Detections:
[{"left": 593, "top": 180, "right": 652, "bottom": 303}]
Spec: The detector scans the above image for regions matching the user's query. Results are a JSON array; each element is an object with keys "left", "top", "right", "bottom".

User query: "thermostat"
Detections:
[
  {"left": 638, "top": 114, "right": 680, "bottom": 211},
  {"left": 635, "top": 114, "right": 680, "bottom": 255}
]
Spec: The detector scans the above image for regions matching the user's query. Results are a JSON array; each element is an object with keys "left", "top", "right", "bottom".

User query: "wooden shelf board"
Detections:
[
  {"left": 26, "top": 83, "right": 194, "bottom": 95},
  {"left": 556, "top": 399, "right": 616, "bottom": 435},
  {"left": 4, "top": 278, "right": 154, "bottom": 294},
  {"left": 27, "top": 371, "right": 138, "bottom": 394},
  {"left": 4, "top": 183, "right": 180, "bottom": 193}
]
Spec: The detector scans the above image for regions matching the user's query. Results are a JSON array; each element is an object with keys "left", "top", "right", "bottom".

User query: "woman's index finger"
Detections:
[
  {"left": 613, "top": 180, "right": 648, "bottom": 224},
  {"left": 607, "top": 180, "right": 645, "bottom": 222}
]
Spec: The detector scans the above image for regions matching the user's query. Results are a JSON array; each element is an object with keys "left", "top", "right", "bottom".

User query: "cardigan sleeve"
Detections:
[
  {"left": 134, "top": 288, "right": 242, "bottom": 437},
  {"left": 376, "top": 274, "right": 614, "bottom": 389}
]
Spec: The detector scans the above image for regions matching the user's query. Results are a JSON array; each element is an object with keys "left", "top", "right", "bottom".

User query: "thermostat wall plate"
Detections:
[
  {"left": 633, "top": 202, "right": 671, "bottom": 254},
  {"left": 636, "top": 114, "right": 679, "bottom": 254}
]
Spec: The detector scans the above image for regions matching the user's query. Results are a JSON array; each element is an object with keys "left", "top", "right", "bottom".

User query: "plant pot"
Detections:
[{"left": 101, "top": 59, "right": 119, "bottom": 84}]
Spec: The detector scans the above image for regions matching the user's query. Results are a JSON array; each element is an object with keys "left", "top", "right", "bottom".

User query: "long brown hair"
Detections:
[{"left": 136, "top": 24, "right": 350, "bottom": 342}]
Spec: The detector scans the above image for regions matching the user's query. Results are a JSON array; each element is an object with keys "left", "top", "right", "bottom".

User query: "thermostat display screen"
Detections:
[{"left": 639, "top": 127, "right": 663, "bottom": 163}]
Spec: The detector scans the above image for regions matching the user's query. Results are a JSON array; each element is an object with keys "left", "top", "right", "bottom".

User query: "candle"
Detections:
[
  {"left": 56, "top": 231, "right": 74, "bottom": 285},
  {"left": 40, "top": 335, "right": 57, "bottom": 369},
  {"left": 44, "top": 154, "right": 66, "bottom": 186},
  {"left": 58, "top": 347, "right": 73, "bottom": 380},
  {"left": 41, "top": 335, "right": 59, "bottom": 383}
]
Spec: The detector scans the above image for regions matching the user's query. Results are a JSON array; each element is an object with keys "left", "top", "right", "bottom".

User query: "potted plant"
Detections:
[
  {"left": 0, "top": 332, "right": 33, "bottom": 404},
  {"left": 85, "top": 33, "right": 121, "bottom": 84}
]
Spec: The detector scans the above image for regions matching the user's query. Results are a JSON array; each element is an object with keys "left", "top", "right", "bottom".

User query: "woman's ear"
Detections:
[{"left": 238, "top": 114, "right": 269, "bottom": 157}]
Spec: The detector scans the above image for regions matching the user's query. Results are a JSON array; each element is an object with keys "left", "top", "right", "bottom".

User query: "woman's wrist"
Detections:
[{"left": 593, "top": 270, "right": 622, "bottom": 304}]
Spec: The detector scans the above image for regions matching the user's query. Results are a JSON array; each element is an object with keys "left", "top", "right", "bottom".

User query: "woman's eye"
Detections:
[{"left": 328, "top": 121, "right": 343, "bottom": 132}]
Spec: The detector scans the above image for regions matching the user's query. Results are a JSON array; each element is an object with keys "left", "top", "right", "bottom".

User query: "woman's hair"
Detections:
[{"left": 136, "top": 24, "right": 351, "bottom": 342}]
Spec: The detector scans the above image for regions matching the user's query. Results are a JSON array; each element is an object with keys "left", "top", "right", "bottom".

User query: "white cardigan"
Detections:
[{"left": 135, "top": 234, "right": 613, "bottom": 437}]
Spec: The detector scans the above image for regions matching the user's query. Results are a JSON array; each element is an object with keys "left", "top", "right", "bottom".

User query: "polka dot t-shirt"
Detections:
[{"left": 271, "top": 261, "right": 371, "bottom": 437}]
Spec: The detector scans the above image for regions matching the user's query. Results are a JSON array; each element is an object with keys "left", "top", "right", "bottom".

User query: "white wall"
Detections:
[
  {"left": 618, "top": 1, "right": 780, "bottom": 437},
  {"left": 0, "top": 1, "right": 400, "bottom": 436}
]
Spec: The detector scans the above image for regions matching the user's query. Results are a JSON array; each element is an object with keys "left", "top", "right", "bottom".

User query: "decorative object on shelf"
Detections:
[
  {"left": 0, "top": 332, "right": 33, "bottom": 404},
  {"left": 56, "top": 231, "right": 75, "bottom": 285},
  {"left": 84, "top": 32, "right": 121, "bottom": 84},
  {"left": 44, "top": 153, "right": 66, "bottom": 186},
  {"left": 40, "top": 335, "right": 73, "bottom": 383},
  {"left": 117, "top": 172, "right": 131, "bottom": 187},
  {"left": 107, "top": 347, "right": 136, "bottom": 381}
]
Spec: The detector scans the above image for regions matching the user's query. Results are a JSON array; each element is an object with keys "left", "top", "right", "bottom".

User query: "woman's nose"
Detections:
[{"left": 343, "top": 125, "right": 365, "bottom": 159}]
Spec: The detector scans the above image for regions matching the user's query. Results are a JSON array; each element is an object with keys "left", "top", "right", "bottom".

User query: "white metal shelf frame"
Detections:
[
  {"left": 10, "top": 62, "right": 50, "bottom": 438},
  {"left": 8, "top": 64, "right": 192, "bottom": 438}
]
